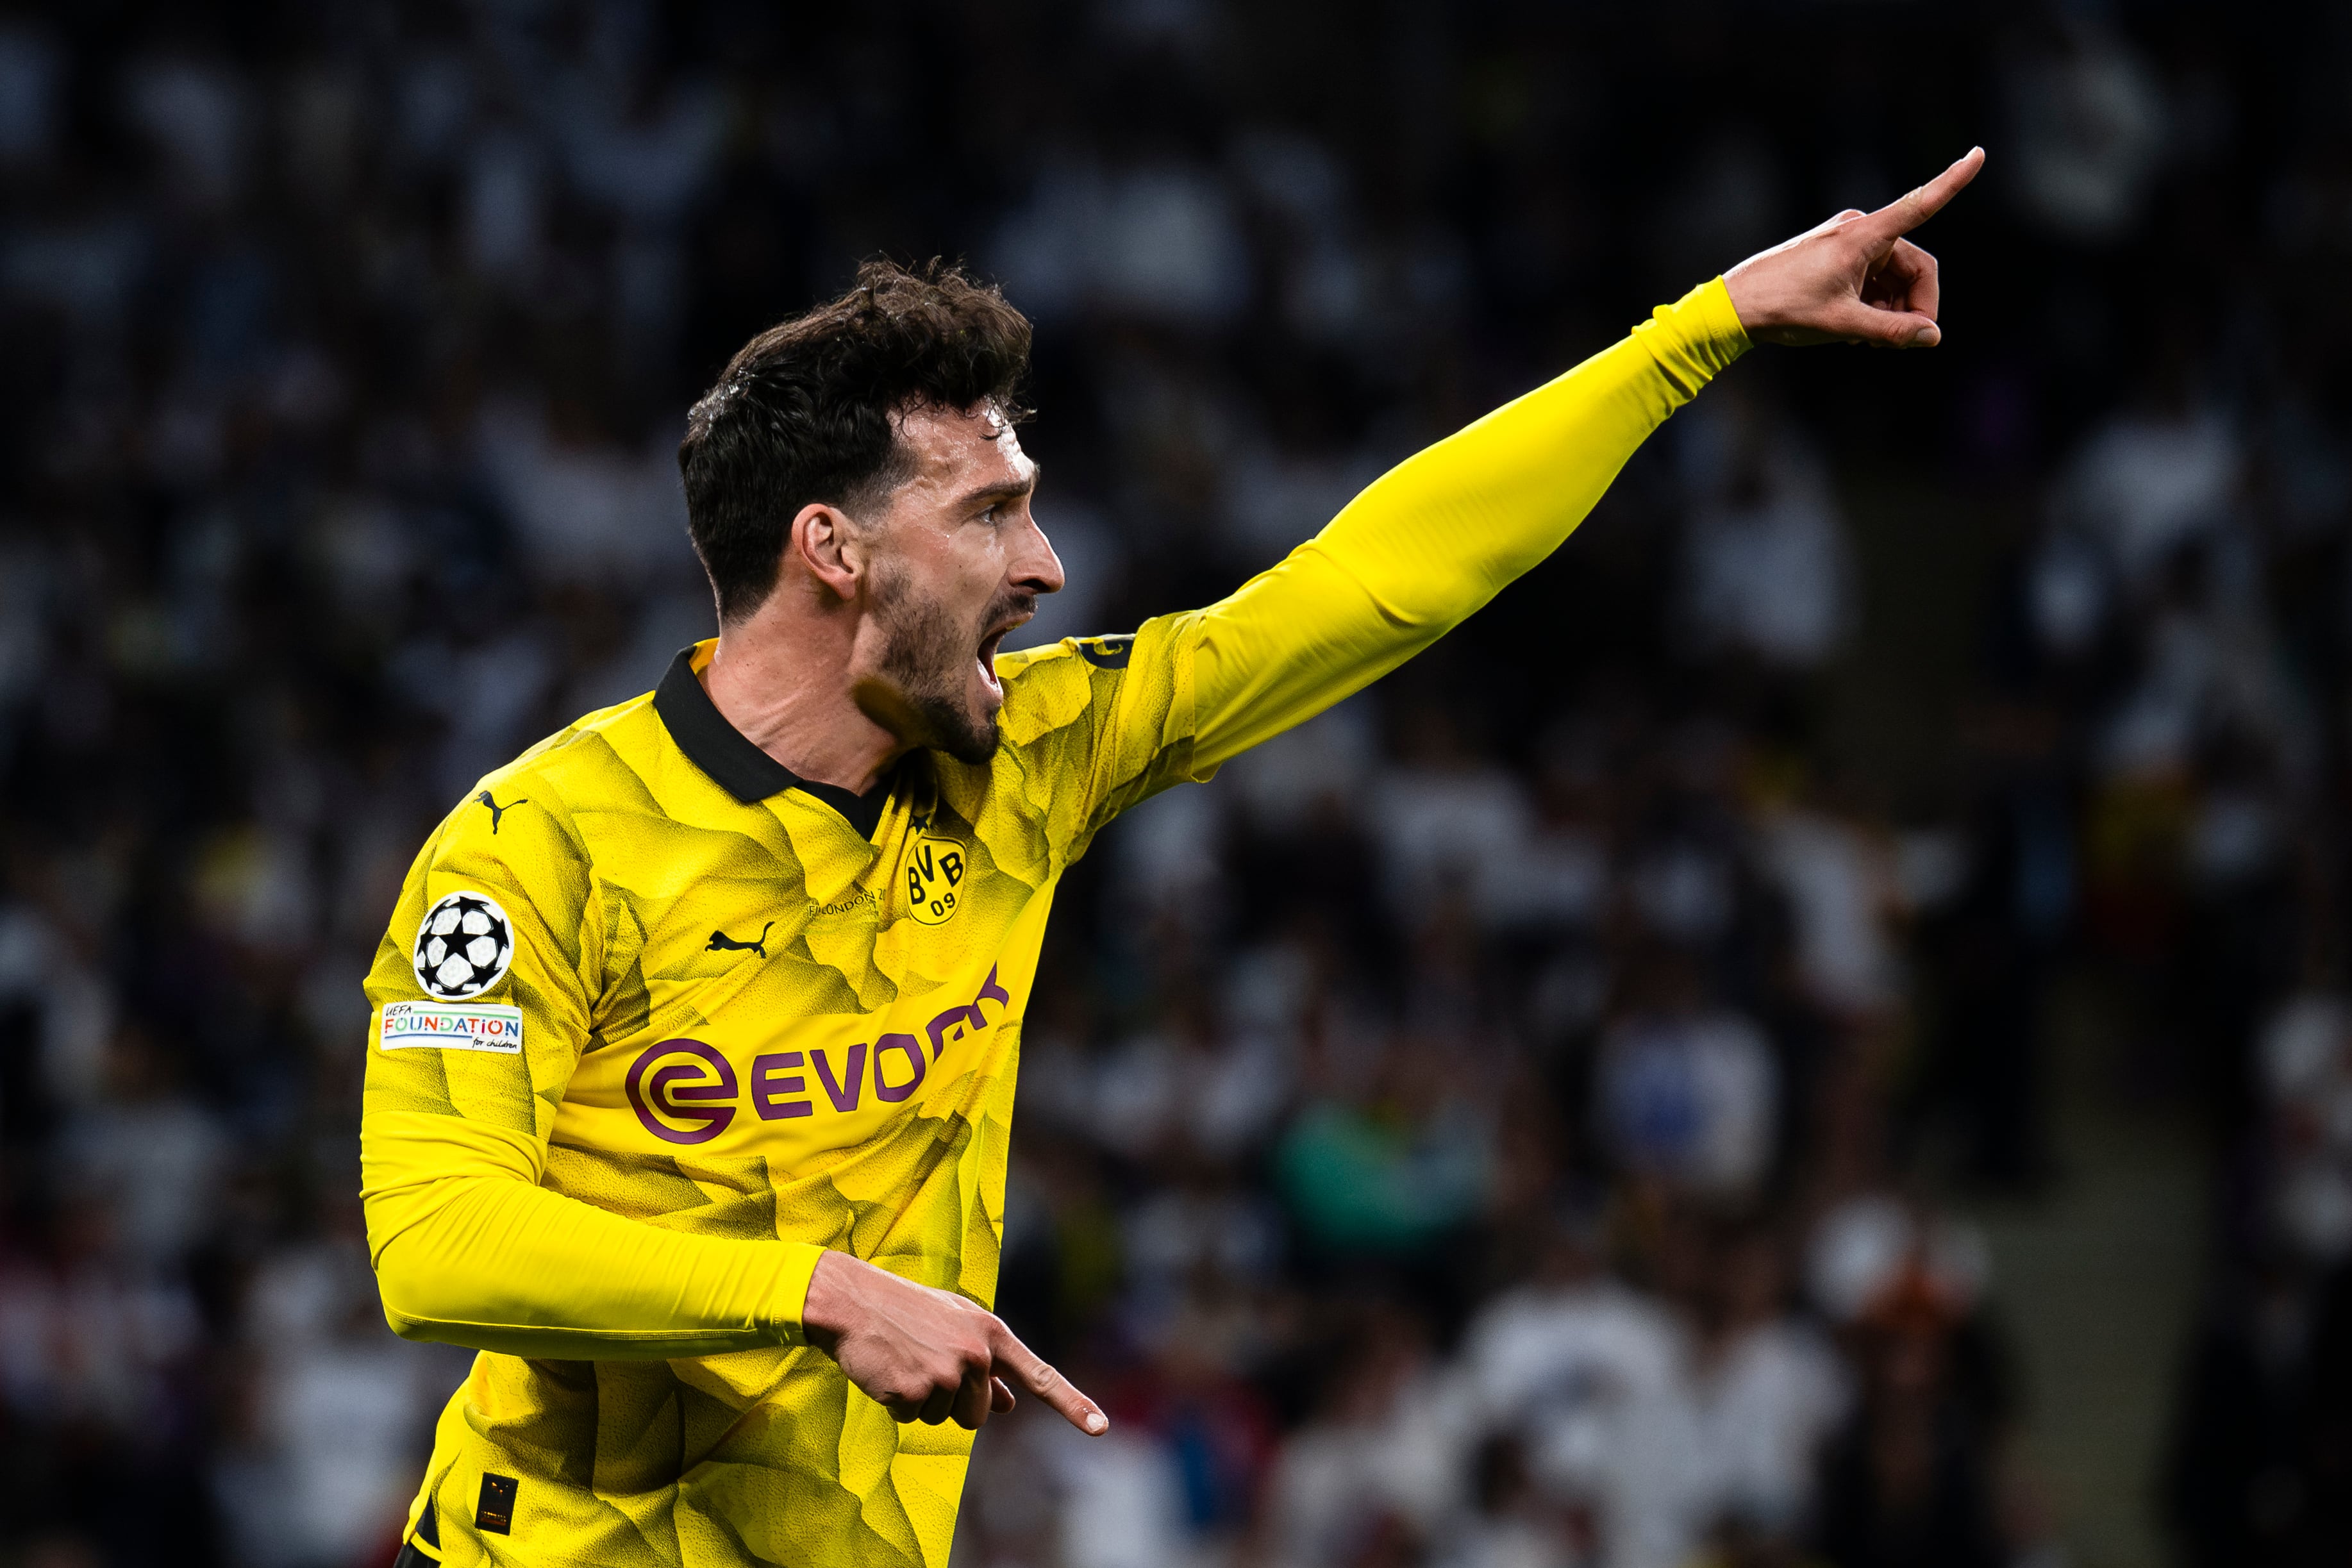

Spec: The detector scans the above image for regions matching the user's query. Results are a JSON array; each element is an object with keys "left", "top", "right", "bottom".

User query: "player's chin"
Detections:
[
  {"left": 937, "top": 719, "right": 1001, "bottom": 767},
  {"left": 935, "top": 680, "right": 1003, "bottom": 767}
]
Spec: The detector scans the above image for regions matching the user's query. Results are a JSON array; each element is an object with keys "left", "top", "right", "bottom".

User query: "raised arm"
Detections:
[
  {"left": 1186, "top": 278, "right": 1742, "bottom": 769},
  {"left": 1183, "top": 149, "right": 1983, "bottom": 772}
]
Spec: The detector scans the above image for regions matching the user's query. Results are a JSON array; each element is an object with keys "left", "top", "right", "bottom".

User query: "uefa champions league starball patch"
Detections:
[{"left": 412, "top": 890, "right": 516, "bottom": 1001}]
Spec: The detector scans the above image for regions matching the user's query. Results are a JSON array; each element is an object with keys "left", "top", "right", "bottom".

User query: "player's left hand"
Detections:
[{"left": 1723, "top": 147, "right": 1984, "bottom": 349}]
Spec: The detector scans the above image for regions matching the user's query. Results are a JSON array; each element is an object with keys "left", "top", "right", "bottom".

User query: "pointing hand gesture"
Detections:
[
  {"left": 801, "top": 1248, "right": 1108, "bottom": 1436},
  {"left": 1724, "top": 148, "right": 1985, "bottom": 349}
]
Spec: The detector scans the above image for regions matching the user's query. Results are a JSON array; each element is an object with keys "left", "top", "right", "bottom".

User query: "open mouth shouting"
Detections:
[{"left": 974, "top": 597, "right": 1033, "bottom": 704}]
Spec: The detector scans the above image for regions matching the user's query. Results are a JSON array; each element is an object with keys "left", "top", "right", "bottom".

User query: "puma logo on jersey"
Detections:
[
  {"left": 476, "top": 790, "right": 529, "bottom": 833},
  {"left": 707, "top": 922, "right": 773, "bottom": 959}
]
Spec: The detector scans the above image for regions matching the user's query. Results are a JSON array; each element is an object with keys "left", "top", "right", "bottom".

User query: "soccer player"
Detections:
[{"left": 362, "top": 150, "right": 1982, "bottom": 1567}]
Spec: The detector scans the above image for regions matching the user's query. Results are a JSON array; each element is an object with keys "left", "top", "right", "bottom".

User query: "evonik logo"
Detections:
[{"left": 623, "top": 967, "right": 1013, "bottom": 1145}]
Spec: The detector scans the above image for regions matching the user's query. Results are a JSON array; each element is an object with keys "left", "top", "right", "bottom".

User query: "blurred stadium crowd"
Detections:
[{"left": 4, "top": 3, "right": 2352, "bottom": 1567}]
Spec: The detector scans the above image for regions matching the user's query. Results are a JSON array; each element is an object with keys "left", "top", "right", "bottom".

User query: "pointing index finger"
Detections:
[
  {"left": 991, "top": 1321, "right": 1109, "bottom": 1436},
  {"left": 1863, "top": 148, "right": 1985, "bottom": 242}
]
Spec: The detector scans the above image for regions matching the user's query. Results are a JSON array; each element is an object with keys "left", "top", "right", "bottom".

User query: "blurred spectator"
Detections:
[
  {"left": 1689, "top": 1224, "right": 1851, "bottom": 1539},
  {"left": 2001, "top": 19, "right": 2169, "bottom": 244},
  {"left": 1594, "top": 951, "right": 1779, "bottom": 1201},
  {"left": 1458, "top": 1210, "right": 1696, "bottom": 1568},
  {"left": 1811, "top": 1279, "right": 2006, "bottom": 1568},
  {"left": 1260, "top": 1304, "right": 1474, "bottom": 1568},
  {"left": 2162, "top": 1247, "right": 2332, "bottom": 1567},
  {"left": 1674, "top": 403, "right": 1855, "bottom": 670},
  {"left": 2256, "top": 985, "right": 2352, "bottom": 1268},
  {"left": 1275, "top": 1031, "right": 1493, "bottom": 1261},
  {"left": 1909, "top": 708, "right": 2072, "bottom": 1189},
  {"left": 56, "top": 1030, "right": 224, "bottom": 1271},
  {"left": 216, "top": 1198, "right": 467, "bottom": 1568}
]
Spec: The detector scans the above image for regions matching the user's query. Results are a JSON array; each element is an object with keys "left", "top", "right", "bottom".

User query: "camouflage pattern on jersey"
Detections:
[{"left": 363, "top": 618, "right": 1199, "bottom": 1568}]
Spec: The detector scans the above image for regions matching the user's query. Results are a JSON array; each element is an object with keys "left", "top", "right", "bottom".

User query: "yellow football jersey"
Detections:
[{"left": 360, "top": 278, "right": 1747, "bottom": 1568}]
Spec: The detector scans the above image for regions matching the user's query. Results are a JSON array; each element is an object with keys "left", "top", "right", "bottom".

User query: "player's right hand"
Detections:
[{"left": 799, "top": 1248, "right": 1110, "bottom": 1435}]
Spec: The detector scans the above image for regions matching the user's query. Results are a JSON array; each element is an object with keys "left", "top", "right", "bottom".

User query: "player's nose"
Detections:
[{"left": 1014, "top": 514, "right": 1065, "bottom": 597}]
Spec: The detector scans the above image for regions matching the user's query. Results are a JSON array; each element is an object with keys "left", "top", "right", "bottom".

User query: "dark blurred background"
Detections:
[{"left": 3, "top": 3, "right": 2349, "bottom": 1566}]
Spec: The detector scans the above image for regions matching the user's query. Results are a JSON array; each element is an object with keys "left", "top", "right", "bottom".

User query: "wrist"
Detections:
[
  {"left": 1721, "top": 262, "right": 1789, "bottom": 338},
  {"left": 774, "top": 1242, "right": 833, "bottom": 1344},
  {"left": 1690, "top": 276, "right": 1755, "bottom": 356},
  {"left": 1633, "top": 278, "right": 1751, "bottom": 387}
]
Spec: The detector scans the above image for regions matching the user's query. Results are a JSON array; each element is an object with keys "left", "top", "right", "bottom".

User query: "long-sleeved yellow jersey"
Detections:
[{"left": 360, "top": 279, "right": 1747, "bottom": 1567}]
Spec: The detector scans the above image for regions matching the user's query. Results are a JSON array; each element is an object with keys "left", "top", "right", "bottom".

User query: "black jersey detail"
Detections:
[
  {"left": 1075, "top": 634, "right": 1134, "bottom": 669},
  {"left": 476, "top": 1474, "right": 518, "bottom": 1535},
  {"left": 654, "top": 647, "right": 890, "bottom": 837}
]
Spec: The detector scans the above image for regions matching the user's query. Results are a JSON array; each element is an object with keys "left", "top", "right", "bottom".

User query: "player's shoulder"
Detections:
[
  {"left": 992, "top": 633, "right": 1133, "bottom": 747},
  {"left": 996, "top": 631, "right": 1138, "bottom": 679},
  {"left": 993, "top": 617, "right": 1199, "bottom": 747},
  {"left": 436, "top": 688, "right": 669, "bottom": 858},
  {"left": 490, "top": 689, "right": 666, "bottom": 799}
]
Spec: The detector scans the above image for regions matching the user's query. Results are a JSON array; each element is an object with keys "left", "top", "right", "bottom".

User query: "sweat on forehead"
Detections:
[
  {"left": 891, "top": 398, "right": 1012, "bottom": 439},
  {"left": 893, "top": 403, "right": 1030, "bottom": 476}
]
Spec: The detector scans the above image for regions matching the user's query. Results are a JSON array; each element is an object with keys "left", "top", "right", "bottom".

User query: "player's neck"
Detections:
[{"left": 703, "top": 602, "right": 905, "bottom": 798}]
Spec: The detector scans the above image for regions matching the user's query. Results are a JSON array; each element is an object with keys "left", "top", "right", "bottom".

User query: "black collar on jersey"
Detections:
[{"left": 653, "top": 647, "right": 891, "bottom": 838}]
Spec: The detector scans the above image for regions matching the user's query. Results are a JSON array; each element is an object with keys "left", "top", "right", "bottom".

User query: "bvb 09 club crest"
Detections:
[{"left": 905, "top": 834, "right": 965, "bottom": 926}]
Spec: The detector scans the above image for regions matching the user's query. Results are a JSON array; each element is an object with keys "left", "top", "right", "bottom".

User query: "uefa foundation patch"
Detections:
[{"left": 381, "top": 1000, "right": 524, "bottom": 1053}]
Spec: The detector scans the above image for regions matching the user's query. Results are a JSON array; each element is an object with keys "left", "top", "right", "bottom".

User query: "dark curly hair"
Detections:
[{"left": 679, "top": 258, "right": 1033, "bottom": 623}]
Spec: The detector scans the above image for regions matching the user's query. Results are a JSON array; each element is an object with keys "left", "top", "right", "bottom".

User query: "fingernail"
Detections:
[
  {"left": 1914, "top": 327, "right": 1940, "bottom": 347},
  {"left": 1086, "top": 1413, "right": 1108, "bottom": 1434}
]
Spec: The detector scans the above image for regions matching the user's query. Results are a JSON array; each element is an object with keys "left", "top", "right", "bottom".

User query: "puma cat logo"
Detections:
[
  {"left": 707, "top": 922, "right": 774, "bottom": 960},
  {"left": 476, "top": 791, "right": 528, "bottom": 833}
]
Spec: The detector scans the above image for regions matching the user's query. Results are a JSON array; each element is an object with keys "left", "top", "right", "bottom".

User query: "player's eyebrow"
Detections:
[{"left": 953, "top": 465, "right": 1039, "bottom": 513}]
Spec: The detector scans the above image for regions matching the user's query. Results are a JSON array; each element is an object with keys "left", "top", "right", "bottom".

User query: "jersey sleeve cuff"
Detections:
[
  {"left": 1631, "top": 276, "right": 1751, "bottom": 396},
  {"left": 768, "top": 1242, "right": 828, "bottom": 1344}
]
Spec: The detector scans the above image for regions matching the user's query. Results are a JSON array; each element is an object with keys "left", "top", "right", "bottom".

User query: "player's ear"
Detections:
[{"left": 791, "top": 503, "right": 863, "bottom": 601}]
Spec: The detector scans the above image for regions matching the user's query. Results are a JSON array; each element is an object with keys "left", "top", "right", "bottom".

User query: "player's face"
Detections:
[{"left": 855, "top": 403, "right": 1063, "bottom": 764}]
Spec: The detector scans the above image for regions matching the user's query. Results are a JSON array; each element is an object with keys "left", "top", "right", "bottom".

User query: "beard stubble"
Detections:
[{"left": 872, "top": 567, "right": 1030, "bottom": 765}]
